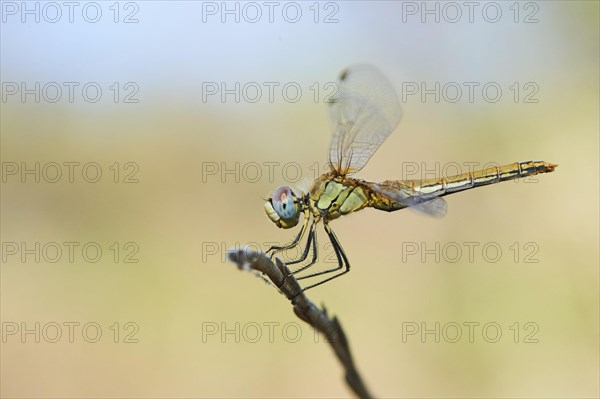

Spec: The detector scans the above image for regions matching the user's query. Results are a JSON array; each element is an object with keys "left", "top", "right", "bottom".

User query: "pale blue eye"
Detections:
[{"left": 272, "top": 186, "right": 298, "bottom": 220}]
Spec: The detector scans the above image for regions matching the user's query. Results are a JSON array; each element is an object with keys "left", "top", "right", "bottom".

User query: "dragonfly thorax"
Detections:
[{"left": 308, "top": 174, "right": 370, "bottom": 221}]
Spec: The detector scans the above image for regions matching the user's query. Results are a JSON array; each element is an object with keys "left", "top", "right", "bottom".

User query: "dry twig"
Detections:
[{"left": 227, "top": 249, "right": 372, "bottom": 399}]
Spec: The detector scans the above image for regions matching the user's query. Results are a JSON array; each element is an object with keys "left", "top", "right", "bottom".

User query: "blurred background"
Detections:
[{"left": 1, "top": 1, "right": 598, "bottom": 398}]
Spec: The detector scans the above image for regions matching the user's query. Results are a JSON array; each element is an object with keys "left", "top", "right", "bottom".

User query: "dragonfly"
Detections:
[{"left": 264, "top": 65, "right": 557, "bottom": 292}]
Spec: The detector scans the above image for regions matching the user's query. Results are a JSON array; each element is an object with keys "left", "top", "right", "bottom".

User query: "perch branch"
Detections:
[{"left": 227, "top": 249, "right": 372, "bottom": 399}]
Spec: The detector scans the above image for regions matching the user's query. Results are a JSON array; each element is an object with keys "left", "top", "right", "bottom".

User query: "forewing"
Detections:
[{"left": 328, "top": 65, "right": 402, "bottom": 175}]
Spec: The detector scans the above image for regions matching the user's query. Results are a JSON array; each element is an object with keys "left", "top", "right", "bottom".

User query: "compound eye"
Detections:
[{"left": 272, "top": 186, "right": 298, "bottom": 220}]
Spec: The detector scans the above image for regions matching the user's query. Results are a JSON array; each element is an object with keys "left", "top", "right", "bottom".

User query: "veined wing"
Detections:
[
  {"left": 328, "top": 65, "right": 402, "bottom": 176},
  {"left": 365, "top": 181, "right": 448, "bottom": 218}
]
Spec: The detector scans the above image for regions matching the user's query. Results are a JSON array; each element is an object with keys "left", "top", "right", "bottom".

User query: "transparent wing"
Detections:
[
  {"left": 328, "top": 65, "right": 402, "bottom": 175},
  {"left": 365, "top": 182, "right": 448, "bottom": 218}
]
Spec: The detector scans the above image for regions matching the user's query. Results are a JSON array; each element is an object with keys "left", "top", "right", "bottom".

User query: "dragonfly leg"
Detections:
[
  {"left": 296, "top": 222, "right": 350, "bottom": 291},
  {"left": 287, "top": 222, "right": 320, "bottom": 277},
  {"left": 287, "top": 221, "right": 318, "bottom": 267},
  {"left": 267, "top": 209, "right": 310, "bottom": 258}
]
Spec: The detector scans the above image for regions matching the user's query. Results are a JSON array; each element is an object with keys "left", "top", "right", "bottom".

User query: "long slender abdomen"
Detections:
[{"left": 394, "top": 161, "right": 557, "bottom": 197}]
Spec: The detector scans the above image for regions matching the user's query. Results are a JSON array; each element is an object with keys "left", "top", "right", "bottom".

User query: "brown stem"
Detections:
[{"left": 227, "top": 249, "right": 372, "bottom": 399}]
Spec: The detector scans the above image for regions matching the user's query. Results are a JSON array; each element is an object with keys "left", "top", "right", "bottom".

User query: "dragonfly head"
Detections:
[{"left": 264, "top": 186, "right": 301, "bottom": 229}]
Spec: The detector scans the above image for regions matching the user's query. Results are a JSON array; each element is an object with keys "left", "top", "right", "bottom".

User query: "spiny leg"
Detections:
[
  {"left": 297, "top": 222, "right": 350, "bottom": 292},
  {"left": 287, "top": 221, "right": 318, "bottom": 267},
  {"left": 267, "top": 209, "right": 310, "bottom": 258},
  {"left": 289, "top": 222, "right": 320, "bottom": 276}
]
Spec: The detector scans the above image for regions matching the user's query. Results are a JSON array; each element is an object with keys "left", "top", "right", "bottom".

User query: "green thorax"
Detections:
[{"left": 308, "top": 174, "right": 370, "bottom": 221}]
